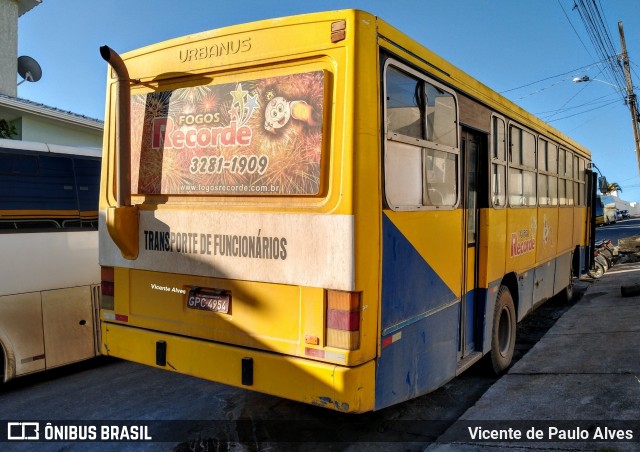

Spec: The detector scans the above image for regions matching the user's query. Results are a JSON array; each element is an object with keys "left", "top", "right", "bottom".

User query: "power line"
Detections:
[
  {"left": 545, "top": 98, "right": 620, "bottom": 122},
  {"left": 543, "top": 65, "right": 608, "bottom": 121},
  {"left": 499, "top": 59, "right": 611, "bottom": 94},
  {"left": 558, "top": 0, "right": 595, "bottom": 60},
  {"left": 565, "top": 103, "right": 619, "bottom": 133},
  {"left": 571, "top": 0, "right": 627, "bottom": 102},
  {"left": 535, "top": 91, "right": 619, "bottom": 115}
]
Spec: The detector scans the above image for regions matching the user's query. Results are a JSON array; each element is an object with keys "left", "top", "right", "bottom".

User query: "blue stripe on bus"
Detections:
[
  {"left": 376, "top": 213, "right": 460, "bottom": 410},
  {"left": 380, "top": 214, "right": 457, "bottom": 331},
  {"left": 375, "top": 303, "right": 458, "bottom": 410}
]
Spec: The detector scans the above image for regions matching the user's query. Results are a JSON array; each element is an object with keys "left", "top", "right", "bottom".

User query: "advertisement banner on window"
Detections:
[{"left": 130, "top": 71, "right": 325, "bottom": 196}]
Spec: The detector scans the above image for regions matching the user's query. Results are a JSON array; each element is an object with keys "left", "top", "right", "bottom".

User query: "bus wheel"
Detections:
[
  {"left": 557, "top": 277, "right": 573, "bottom": 303},
  {"left": 489, "top": 285, "right": 516, "bottom": 375},
  {"left": 559, "top": 279, "right": 573, "bottom": 303}
]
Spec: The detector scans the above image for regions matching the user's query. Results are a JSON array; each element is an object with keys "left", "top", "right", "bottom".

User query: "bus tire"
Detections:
[
  {"left": 559, "top": 279, "right": 573, "bottom": 303},
  {"left": 489, "top": 285, "right": 516, "bottom": 375}
]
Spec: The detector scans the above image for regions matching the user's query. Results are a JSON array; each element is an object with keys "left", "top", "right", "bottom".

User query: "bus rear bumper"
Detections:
[{"left": 101, "top": 321, "right": 375, "bottom": 413}]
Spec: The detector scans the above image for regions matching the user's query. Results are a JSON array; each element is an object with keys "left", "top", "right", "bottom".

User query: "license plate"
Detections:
[{"left": 187, "top": 287, "right": 231, "bottom": 313}]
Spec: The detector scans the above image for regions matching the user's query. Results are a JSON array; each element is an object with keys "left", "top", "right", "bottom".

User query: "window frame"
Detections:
[
  {"left": 558, "top": 147, "right": 574, "bottom": 207},
  {"left": 574, "top": 155, "right": 586, "bottom": 206},
  {"left": 507, "top": 122, "right": 537, "bottom": 207},
  {"left": 383, "top": 59, "right": 460, "bottom": 211},
  {"left": 490, "top": 114, "right": 508, "bottom": 209},
  {"left": 537, "top": 137, "right": 559, "bottom": 206}
]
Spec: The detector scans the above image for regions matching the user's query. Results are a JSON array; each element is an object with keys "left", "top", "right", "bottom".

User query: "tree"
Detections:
[
  {"left": 603, "top": 182, "right": 622, "bottom": 195},
  {"left": 0, "top": 119, "right": 17, "bottom": 139}
]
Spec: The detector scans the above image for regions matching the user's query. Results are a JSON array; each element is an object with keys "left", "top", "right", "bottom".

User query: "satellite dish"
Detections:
[{"left": 17, "top": 55, "right": 42, "bottom": 85}]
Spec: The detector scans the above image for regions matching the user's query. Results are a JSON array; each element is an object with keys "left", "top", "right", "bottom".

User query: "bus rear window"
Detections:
[{"left": 130, "top": 70, "right": 326, "bottom": 196}]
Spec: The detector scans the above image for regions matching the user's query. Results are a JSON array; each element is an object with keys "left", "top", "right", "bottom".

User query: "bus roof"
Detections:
[{"left": 0, "top": 137, "right": 102, "bottom": 158}]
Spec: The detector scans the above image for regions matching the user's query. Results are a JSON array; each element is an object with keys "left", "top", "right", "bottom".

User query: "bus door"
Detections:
[{"left": 459, "top": 128, "right": 485, "bottom": 363}]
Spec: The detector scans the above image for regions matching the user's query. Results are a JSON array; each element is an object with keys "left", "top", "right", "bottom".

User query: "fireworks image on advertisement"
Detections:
[{"left": 130, "top": 70, "right": 324, "bottom": 196}]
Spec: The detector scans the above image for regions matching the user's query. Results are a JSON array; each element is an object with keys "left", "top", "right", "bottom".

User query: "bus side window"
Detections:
[
  {"left": 424, "top": 148, "right": 457, "bottom": 206},
  {"left": 385, "top": 141, "right": 423, "bottom": 207},
  {"left": 38, "top": 155, "right": 77, "bottom": 213},
  {"left": 425, "top": 84, "right": 457, "bottom": 147},
  {"left": 508, "top": 125, "right": 536, "bottom": 207},
  {"left": 384, "top": 61, "right": 459, "bottom": 210},
  {"left": 386, "top": 66, "right": 423, "bottom": 140},
  {"left": 74, "top": 158, "right": 100, "bottom": 213},
  {"left": 491, "top": 116, "right": 507, "bottom": 207}
]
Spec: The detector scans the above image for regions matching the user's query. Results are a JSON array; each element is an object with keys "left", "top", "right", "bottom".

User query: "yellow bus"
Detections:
[
  {"left": 99, "top": 9, "right": 594, "bottom": 412},
  {"left": 0, "top": 138, "right": 101, "bottom": 382}
]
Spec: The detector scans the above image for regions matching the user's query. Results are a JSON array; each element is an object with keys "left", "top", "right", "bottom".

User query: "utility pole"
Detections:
[{"left": 618, "top": 21, "right": 640, "bottom": 176}]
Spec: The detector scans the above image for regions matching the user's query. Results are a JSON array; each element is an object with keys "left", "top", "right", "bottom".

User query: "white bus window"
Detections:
[
  {"left": 510, "top": 127, "right": 522, "bottom": 165},
  {"left": 559, "top": 178, "right": 567, "bottom": 206},
  {"left": 491, "top": 116, "right": 507, "bottom": 208},
  {"left": 385, "top": 141, "right": 423, "bottom": 207},
  {"left": 522, "top": 129, "right": 536, "bottom": 168},
  {"left": 538, "top": 138, "right": 558, "bottom": 206},
  {"left": 425, "top": 84, "right": 457, "bottom": 148},
  {"left": 548, "top": 143, "right": 558, "bottom": 174},
  {"left": 537, "top": 138, "right": 548, "bottom": 170},
  {"left": 493, "top": 117, "right": 506, "bottom": 161},
  {"left": 386, "top": 67, "right": 423, "bottom": 140},
  {"left": 566, "top": 151, "right": 573, "bottom": 178},
  {"left": 538, "top": 174, "right": 549, "bottom": 206},
  {"left": 549, "top": 176, "right": 558, "bottom": 205},
  {"left": 492, "top": 163, "right": 506, "bottom": 206},
  {"left": 384, "top": 62, "right": 459, "bottom": 210},
  {"left": 509, "top": 168, "right": 535, "bottom": 206},
  {"left": 424, "top": 148, "right": 458, "bottom": 206}
]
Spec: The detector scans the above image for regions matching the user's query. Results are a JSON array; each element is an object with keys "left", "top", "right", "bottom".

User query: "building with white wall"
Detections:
[{"left": 0, "top": 0, "right": 103, "bottom": 147}]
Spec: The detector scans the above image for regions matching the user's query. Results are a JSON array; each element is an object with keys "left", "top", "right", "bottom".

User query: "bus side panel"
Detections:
[
  {"left": 41, "top": 286, "right": 97, "bottom": 369},
  {"left": 480, "top": 209, "right": 507, "bottom": 287},
  {"left": 0, "top": 293, "right": 45, "bottom": 377},
  {"left": 0, "top": 230, "right": 99, "bottom": 297},
  {"left": 533, "top": 260, "right": 555, "bottom": 307},
  {"left": 553, "top": 252, "right": 572, "bottom": 296},
  {"left": 536, "top": 207, "right": 559, "bottom": 264},
  {"left": 557, "top": 207, "right": 575, "bottom": 254},
  {"left": 375, "top": 213, "right": 459, "bottom": 409},
  {"left": 573, "top": 207, "right": 587, "bottom": 248},
  {"left": 516, "top": 269, "right": 535, "bottom": 322},
  {"left": 505, "top": 208, "right": 537, "bottom": 274},
  {"left": 375, "top": 306, "right": 458, "bottom": 410}
]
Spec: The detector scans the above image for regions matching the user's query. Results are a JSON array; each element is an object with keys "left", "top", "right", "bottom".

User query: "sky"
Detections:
[{"left": 15, "top": 0, "right": 640, "bottom": 201}]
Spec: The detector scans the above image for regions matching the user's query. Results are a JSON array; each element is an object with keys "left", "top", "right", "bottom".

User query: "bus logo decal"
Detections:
[{"left": 510, "top": 231, "right": 536, "bottom": 257}]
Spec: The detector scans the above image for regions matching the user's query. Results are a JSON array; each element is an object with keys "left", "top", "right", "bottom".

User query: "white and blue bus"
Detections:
[{"left": 0, "top": 138, "right": 101, "bottom": 382}]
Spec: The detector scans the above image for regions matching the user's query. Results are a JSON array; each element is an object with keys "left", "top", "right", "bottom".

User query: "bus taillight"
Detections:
[
  {"left": 326, "top": 290, "right": 361, "bottom": 350},
  {"left": 100, "top": 266, "right": 114, "bottom": 310}
]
